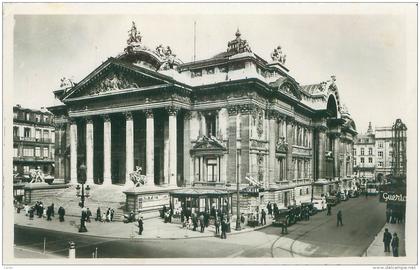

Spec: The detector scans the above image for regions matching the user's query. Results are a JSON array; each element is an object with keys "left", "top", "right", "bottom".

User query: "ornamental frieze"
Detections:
[
  {"left": 250, "top": 139, "right": 268, "bottom": 150},
  {"left": 89, "top": 72, "right": 139, "bottom": 96}
]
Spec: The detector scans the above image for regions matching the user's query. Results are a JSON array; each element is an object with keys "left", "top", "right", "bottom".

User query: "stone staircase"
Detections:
[{"left": 29, "top": 185, "right": 130, "bottom": 222}]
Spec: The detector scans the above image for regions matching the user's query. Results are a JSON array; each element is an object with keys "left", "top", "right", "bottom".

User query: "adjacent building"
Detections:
[
  {"left": 48, "top": 23, "right": 357, "bottom": 216},
  {"left": 13, "top": 105, "right": 55, "bottom": 177},
  {"left": 353, "top": 120, "right": 407, "bottom": 183}
]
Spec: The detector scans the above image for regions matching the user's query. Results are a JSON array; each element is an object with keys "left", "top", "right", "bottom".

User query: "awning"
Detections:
[{"left": 170, "top": 188, "right": 234, "bottom": 197}]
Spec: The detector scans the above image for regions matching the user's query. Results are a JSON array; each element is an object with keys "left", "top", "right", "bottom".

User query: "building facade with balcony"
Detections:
[
  {"left": 353, "top": 122, "right": 376, "bottom": 182},
  {"left": 13, "top": 105, "right": 55, "bottom": 177},
  {"left": 48, "top": 24, "right": 357, "bottom": 215}
]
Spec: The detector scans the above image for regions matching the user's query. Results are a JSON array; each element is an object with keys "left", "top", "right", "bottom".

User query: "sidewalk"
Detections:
[
  {"left": 364, "top": 222, "right": 405, "bottom": 257},
  {"left": 14, "top": 246, "right": 64, "bottom": 258},
  {"left": 14, "top": 212, "right": 273, "bottom": 240}
]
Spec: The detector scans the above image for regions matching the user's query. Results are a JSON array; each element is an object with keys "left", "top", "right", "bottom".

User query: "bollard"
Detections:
[
  {"left": 95, "top": 247, "right": 98, "bottom": 258},
  {"left": 43, "top": 237, "right": 46, "bottom": 254},
  {"left": 68, "top": 241, "right": 76, "bottom": 259}
]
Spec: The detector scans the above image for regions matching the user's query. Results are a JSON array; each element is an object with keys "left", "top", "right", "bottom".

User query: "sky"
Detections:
[{"left": 12, "top": 4, "right": 417, "bottom": 133}]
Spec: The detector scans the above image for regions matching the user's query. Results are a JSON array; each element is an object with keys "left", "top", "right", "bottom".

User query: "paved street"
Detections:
[{"left": 14, "top": 196, "right": 387, "bottom": 258}]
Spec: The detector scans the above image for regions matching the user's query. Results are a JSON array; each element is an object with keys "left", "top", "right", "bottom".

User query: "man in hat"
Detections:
[
  {"left": 138, "top": 216, "right": 144, "bottom": 235},
  {"left": 391, "top": 233, "right": 399, "bottom": 257}
]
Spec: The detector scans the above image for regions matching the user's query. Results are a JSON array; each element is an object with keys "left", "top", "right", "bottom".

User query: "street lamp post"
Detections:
[
  {"left": 235, "top": 149, "right": 241, "bottom": 231},
  {"left": 76, "top": 164, "right": 90, "bottom": 233}
]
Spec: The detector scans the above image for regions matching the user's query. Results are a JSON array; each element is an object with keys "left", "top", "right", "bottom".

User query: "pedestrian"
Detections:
[
  {"left": 46, "top": 206, "right": 52, "bottom": 221},
  {"left": 240, "top": 213, "right": 245, "bottom": 224},
  {"left": 29, "top": 207, "right": 34, "bottom": 220},
  {"left": 305, "top": 206, "right": 310, "bottom": 221},
  {"left": 204, "top": 210, "right": 209, "bottom": 227},
  {"left": 391, "top": 233, "right": 399, "bottom": 257},
  {"left": 138, "top": 216, "right": 144, "bottom": 235},
  {"left": 96, "top": 207, "right": 101, "bottom": 222},
  {"left": 390, "top": 209, "right": 395, "bottom": 224},
  {"left": 221, "top": 218, "right": 227, "bottom": 239},
  {"left": 110, "top": 209, "right": 114, "bottom": 222},
  {"left": 192, "top": 213, "right": 198, "bottom": 231},
  {"left": 267, "top": 202, "right": 272, "bottom": 217},
  {"left": 199, "top": 214, "right": 205, "bottom": 233},
  {"left": 79, "top": 208, "right": 88, "bottom": 232},
  {"left": 58, "top": 206, "right": 65, "bottom": 222},
  {"left": 214, "top": 217, "right": 220, "bottom": 236},
  {"left": 51, "top": 203, "right": 55, "bottom": 217},
  {"left": 327, "top": 204, "right": 332, "bottom": 216},
  {"left": 383, "top": 228, "right": 392, "bottom": 252},
  {"left": 281, "top": 215, "right": 288, "bottom": 234},
  {"left": 261, "top": 209, "right": 266, "bottom": 225},
  {"left": 86, "top": 208, "right": 92, "bottom": 223},
  {"left": 106, "top": 208, "right": 111, "bottom": 222},
  {"left": 336, "top": 210, "right": 343, "bottom": 226}
]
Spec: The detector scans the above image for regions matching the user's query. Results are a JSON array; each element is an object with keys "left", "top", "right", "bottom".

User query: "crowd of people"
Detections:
[
  {"left": 17, "top": 201, "right": 67, "bottom": 222},
  {"left": 94, "top": 207, "right": 115, "bottom": 222}
]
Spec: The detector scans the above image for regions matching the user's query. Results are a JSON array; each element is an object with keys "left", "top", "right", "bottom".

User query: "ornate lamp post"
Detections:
[{"left": 76, "top": 164, "right": 90, "bottom": 233}]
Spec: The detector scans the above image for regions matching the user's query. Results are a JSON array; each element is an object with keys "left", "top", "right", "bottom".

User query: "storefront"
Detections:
[{"left": 169, "top": 188, "right": 234, "bottom": 217}]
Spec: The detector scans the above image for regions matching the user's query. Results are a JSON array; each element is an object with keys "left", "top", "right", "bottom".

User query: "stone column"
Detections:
[
  {"left": 85, "top": 117, "right": 94, "bottom": 185},
  {"left": 125, "top": 112, "right": 134, "bottom": 185},
  {"left": 286, "top": 118, "right": 295, "bottom": 181},
  {"left": 143, "top": 110, "right": 155, "bottom": 187},
  {"left": 240, "top": 106, "right": 251, "bottom": 184},
  {"left": 268, "top": 111, "right": 277, "bottom": 187},
  {"left": 227, "top": 106, "right": 238, "bottom": 184},
  {"left": 69, "top": 119, "right": 78, "bottom": 184},
  {"left": 317, "top": 127, "right": 326, "bottom": 179},
  {"left": 333, "top": 133, "right": 340, "bottom": 180},
  {"left": 103, "top": 115, "right": 112, "bottom": 185},
  {"left": 168, "top": 107, "right": 178, "bottom": 187},
  {"left": 183, "top": 111, "right": 192, "bottom": 186}
]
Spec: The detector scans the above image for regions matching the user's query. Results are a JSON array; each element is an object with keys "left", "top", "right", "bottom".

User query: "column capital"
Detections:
[
  {"left": 101, "top": 114, "right": 111, "bottom": 122},
  {"left": 124, "top": 111, "right": 133, "bottom": 120},
  {"left": 285, "top": 116, "right": 295, "bottom": 125},
  {"left": 68, "top": 117, "right": 77, "bottom": 125},
  {"left": 144, "top": 109, "right": 154, "bottom": 118},
  {"left": 184, "top": 110, "right": 193, "bottom": 120},
  {"left": 85, "top": 116, "right": 93, "bottom": 124},
  {"left": 227, "top": 105, "right": 238, "bottom": 116},
  {"left": 166, "top": 106, "right": 180, "bottom": 116}
]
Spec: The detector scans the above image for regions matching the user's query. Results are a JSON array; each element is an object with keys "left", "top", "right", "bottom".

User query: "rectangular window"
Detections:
[
  {"left": 378, "top": 142, "right": 383, "bottom": 148},
  {"left": 13, "top": 126, "right": 19, "bottom": 137},
  {"left": 360, "top": 157, "right": 365, "bottom": 163},
  {"left": 206, "top": 114, "right": 217, "bottom": 137},
  {"left": 44, "top": 115, "right": 49, "bottom": 122},
  {"left": 35, "top": 114, "right": 40, "bottom": 122},
  {"left": 368, "top": 157, "right": 372, "bottom": 163},
  {"left": 24, "top": 128, "right": 31, "bottom": 138},
  {"left": 13, "top": 112, "right": 18, "bottom": 119},
  {"left": 43, "top": 147, "right": 49, "bottom": 158},
  {"left": 25, "top": 113, "right": 30, "bottom": 121},
  {"left": 368, "top": 148, "right": 373, "bottom": 155},
  {"left": 205, "top": 67, "right": 215, "bottom": 74},
  {"left": 23, "top": 166, "right": 29, "bottom": 173},
  {"left": 378, "top": 161, "right": 383, "bottom": 167},
  {"left": 378, "top": 151, "right": 383, "bottom": 157},
  {"left": 43, "top": 130, "right": 49, "bottom": 141},
  {"left": 353, "top": 148, "right": 356, "bottom": 156},
  {"left": 35, "top": 147, "right": 41, "bottom": 157},
  {"left": 13, "top": 147, "right": 18, "bottom": 157},
  {"left": 360, "top": 148, "right": 364, "bottom": 156},
  {"left": 279, "top": 158, "right": 285, "bottom": 181},
  {"left": 353, "top": 159, "right": 356, "bottom": 166},
  {"left": 23, "top": 147, "right": 34, "bottom": 157},
  {"left": 35, "top": 129, "right": 41, "bottom": 141}
]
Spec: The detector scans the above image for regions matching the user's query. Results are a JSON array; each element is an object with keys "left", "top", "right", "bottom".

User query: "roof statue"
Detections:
[
  {"left": 227, "top": 28, "right": 252, "bottom": 54},
  {"left": 155, "top": 45, "right": 178, "bottom": 70},
  {"left": 340, "top": 103, "right": 349, "bottom": 114},
  {"left": 270, "top": 45, "right": 287, "bottom": 65},
  {"left": 125, "top": 22, "right": 143, "bottom": 53},
  {"left": 59, "top": 77, "right": 74, "bottom": 89}
]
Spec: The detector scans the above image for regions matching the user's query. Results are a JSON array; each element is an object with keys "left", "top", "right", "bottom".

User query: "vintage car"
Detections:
[
  {"left": 326, "top": 196, "right": 340, "bottom": 206},
  {"left": 348, "top": 190, "right": 359, "bottom": 198},
  {"left": 272, "top": 208, "right": 293, "bottom": 227},
  {"left": 300, "top": 202, "right": 318, "bottom": 216},
  {"left": 287, "top": 205, "right": 302, "bottom": 223},
  {"left": 312, "top": 198, "right": 326, "bottom": 211},
  {"left": 339, "top": 192, "right": 349, "bottom": 201}
]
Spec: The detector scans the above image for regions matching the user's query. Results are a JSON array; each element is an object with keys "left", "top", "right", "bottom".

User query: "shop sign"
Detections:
[{"left": 379, "top": 191, "right": 406, "bottom": 203}]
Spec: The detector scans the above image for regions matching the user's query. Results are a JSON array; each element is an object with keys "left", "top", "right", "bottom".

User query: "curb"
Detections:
[{"left": 14, "top": 221, "right": 273, "bottom": 241}]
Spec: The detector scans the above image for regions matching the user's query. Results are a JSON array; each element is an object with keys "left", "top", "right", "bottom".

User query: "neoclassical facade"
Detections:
[{"left": 49, "top": 24, "right": 357, "bottom": 213}]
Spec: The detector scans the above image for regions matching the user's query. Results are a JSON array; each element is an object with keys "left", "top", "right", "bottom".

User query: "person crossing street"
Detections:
[{"left": 336, "top": 210, "right": 343, "bottom": 226}]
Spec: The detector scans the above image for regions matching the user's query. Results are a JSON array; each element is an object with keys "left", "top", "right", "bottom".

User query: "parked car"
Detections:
[
  {"left": 339, "top": 192, "right": 348, "bottom": 201},
  {"left": 326, "top": 196, "right": 339, "bottom": 206},
  {"left": 272, "top": 209, "right": 293, "bottom": 227},
  {"left": 312, "top": 198, "right": 326, "bottom": 211},
  {"left": 300, "top": 202, "right": 318, "bottom": 215},
  {"left": 348, "top": 190, "right": 359, "bottom": 198},
  {"left": 287, "top": 205, "right": 302, "bottom": 223}
]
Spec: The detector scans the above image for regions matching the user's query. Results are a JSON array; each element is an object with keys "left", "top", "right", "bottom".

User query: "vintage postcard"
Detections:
[{"left": 2, "top": 2, "right": 417, "bottom": 266}]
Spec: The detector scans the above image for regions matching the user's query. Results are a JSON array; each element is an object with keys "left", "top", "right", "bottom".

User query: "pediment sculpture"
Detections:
[
  {"left": 193, "top": 135, "right": 226, "bottom": 151},
  {"left": 227, "top": 29, "right": 252, "bottom": 54},
  {"left": 89, "top": 73, "right": 139, "bottom": 95},
  {"left": 29, "top": 167, "right": 45, "bottom": 183},
  {"left": 155, "top": 45, "right": 178, "bottom": 70},
  {"left": 60, "top": 77, "right": 75, "bottom": 89}
]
